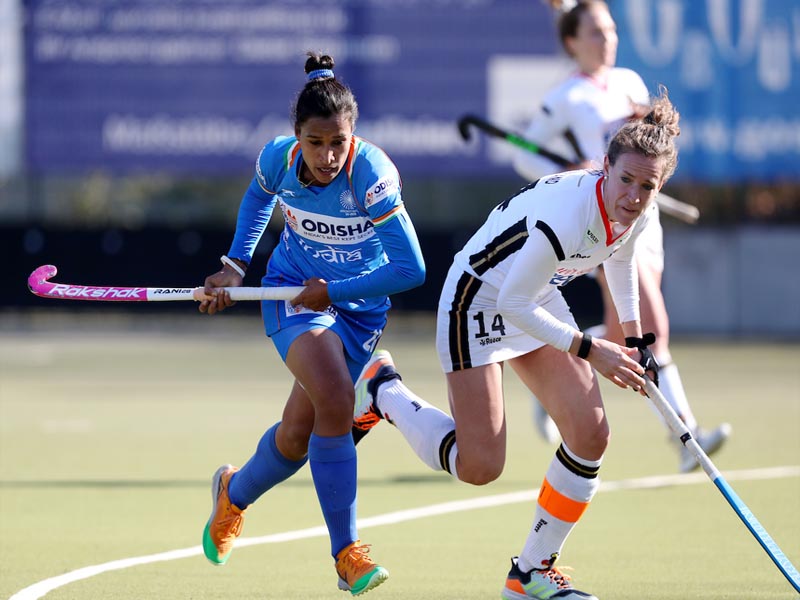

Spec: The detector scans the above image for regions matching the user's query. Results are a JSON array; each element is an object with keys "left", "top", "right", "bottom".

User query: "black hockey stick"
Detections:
[
  {"left": 457, "top": 113, "right": 700, "bottom": 224},
  {"left": 457, "top": 114, "right": 571, "bottom": 167}
]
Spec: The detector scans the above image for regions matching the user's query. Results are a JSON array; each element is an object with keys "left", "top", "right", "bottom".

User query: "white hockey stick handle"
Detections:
[
  {"left": 643, "top": 378, "right": 717, "bottom": 478},
  {"left": 224, "top": 286, "right": 304, "bottom": 301},
  {"left": 164, "top": 287, "right": 305, "bottom": 302},
  {"left": 656, "top": 192, "right": 700, "bottom": 224}
]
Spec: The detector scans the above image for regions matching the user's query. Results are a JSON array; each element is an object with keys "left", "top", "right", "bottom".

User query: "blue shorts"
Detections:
[{"left": 262, "top": 299, "right": 386, "bottom": 383}]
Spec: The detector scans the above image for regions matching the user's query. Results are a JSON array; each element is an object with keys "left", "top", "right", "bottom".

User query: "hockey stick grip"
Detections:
[
  {"left": 643, "top": 378, "right": 715, "bottom": 476},
  {"left": 224, "top": 286, "right": 304, "bottom": 301}
]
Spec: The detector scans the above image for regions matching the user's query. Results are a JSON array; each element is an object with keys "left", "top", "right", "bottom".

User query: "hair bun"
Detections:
[
  {"left": 304, "top": 53, "right": 335, "bottom": 74},
  {"left": 643, "top": 85, "right": 681, "bottom": 138}
]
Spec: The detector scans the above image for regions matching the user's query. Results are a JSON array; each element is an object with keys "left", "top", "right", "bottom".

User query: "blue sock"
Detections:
[
  {"left": 308, "top": 432, "right": 358, "bottom": 558},
  {"left": 228, "top": 422, "right": 307, "bottom": 509}
]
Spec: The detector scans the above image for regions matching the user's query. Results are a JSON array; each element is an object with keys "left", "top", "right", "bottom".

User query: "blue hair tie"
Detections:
[{"left": 307, "top": 69, "right": 334, "bottom": 82}]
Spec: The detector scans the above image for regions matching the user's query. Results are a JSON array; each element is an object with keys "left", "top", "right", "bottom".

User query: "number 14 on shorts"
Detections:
[{"left": 474, "top": 311, "right": 506, "bottom": 346}]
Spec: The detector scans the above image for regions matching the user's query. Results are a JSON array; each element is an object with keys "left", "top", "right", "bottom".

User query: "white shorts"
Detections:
[{"left": 435, "top": 267, "right": 577, "bottom": 373}]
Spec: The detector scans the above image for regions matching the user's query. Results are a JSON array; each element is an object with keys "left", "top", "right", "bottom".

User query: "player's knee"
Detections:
[
  {"left": 277, "top": 421, "right": 312, "bottom": 459},
  {"left": 562, "top": 419, "right": 609, "bottom": 461},
  {"left": 584, "top": 421, "right": 610, "bottom": 458},
  {"left": 312, "top": 389, "right": 355, "bottom": 427},
  {"left": 457, "top": 456, "right": 504, "bottom": 486}
]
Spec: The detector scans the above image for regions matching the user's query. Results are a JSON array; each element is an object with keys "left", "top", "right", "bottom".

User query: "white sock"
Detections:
[
  {"left": 655, "top": 357, "right": 698, "bottom": 432},
  {"left": 447, "top": 443, "right": 459, "bottom": 479},
  {"left": 518, "top": 444, "right": 602, "bottom": 572},
  {"left": 376, "top": 378, "right": 456, "bottom": 474}
]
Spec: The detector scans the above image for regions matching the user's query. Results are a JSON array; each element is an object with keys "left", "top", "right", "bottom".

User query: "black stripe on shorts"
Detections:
[{"left": 447, "top": 271, "right": 483, "bottom": 371}]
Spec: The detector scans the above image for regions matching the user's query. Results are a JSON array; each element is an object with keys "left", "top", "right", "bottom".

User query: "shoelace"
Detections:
[
  {"left": 215, "top": 500, "right": 244, "bottom": 539},
  {"left": 219, "top": 512, "right": 243, "bottom": 538},
  {"left": 340, "top": 544, "right": 374, "bottom": 580},
  {"left": 539, "top": 565, "right": 573, "bottom": 589},
  {"left": 354, "top": 410, "right": 381, "bottom": 428}
]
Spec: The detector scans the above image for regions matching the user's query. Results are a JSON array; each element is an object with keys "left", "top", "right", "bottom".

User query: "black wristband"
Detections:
[{"left": 577, "top": 332, "right": 592, "bottom": 359}]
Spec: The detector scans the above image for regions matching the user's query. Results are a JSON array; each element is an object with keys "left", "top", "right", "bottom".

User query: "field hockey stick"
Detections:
[
  {"left": 457, "top": 114, "right": 700, "bottom": 224},
  {"left": 27, "top": 264, "right": 304, "bottom": 302},
  {"left": 458, "top": 114, "right": 571, "bottom": 167},
  {"left": 642, "top": 377, "right": 800, "bottom": 592}
]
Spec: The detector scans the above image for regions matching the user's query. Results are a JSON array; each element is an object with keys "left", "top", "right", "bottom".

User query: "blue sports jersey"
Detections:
[{"left": 227, "top": 135, "right": 425, "bottom": 313}]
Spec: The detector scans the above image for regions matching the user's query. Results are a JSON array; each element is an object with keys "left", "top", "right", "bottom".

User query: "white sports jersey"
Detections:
[
  {"left": 513, "top": 67, "right": 664, "bottom": 272},
  {"left": 437, "top": 170, "right": 653, "bottom": 371},
  {"left": 513, "top": 67, "right": 650, "bottom": 179}
]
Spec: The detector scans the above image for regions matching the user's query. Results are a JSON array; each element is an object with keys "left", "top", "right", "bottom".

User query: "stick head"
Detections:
[
  {"left": 28, "top": 264, "right": 58, "bottom": 296},
  {"left": 457, "top": 115, "right": 475, "bottom": 141}
]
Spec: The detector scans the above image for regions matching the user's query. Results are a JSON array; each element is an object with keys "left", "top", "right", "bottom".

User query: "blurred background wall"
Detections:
[{"left": 2, "top": 0, "right": 798, "bottom": 336}]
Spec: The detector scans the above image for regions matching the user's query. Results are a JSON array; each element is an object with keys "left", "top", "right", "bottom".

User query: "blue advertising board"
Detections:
[
  {"left": 24, "top": 0, "right": 557, "bottom": 176},
  {"left": 24, "top": 0, "right": 800, "bottom": 181},
  {"left": 611, "top": 0, "right": 800, "bottom": 182}
]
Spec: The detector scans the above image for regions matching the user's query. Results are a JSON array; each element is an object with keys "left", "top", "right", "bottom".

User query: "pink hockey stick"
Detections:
[{"left": 27, "top": 265, "right": 304, "bottom": 302}]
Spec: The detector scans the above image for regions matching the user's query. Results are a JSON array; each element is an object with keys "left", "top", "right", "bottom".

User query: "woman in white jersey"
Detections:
[
  {"left": 352, "top": 89, "right": 677, "bottom": 600},
  {"left": 513, "top": 0, "right": 729, "bottom": 472}
]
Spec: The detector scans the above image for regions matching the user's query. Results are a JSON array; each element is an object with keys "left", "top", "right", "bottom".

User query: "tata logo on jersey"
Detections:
[{"left": 365, "top": 176, "right": 398, "bottom": 207}]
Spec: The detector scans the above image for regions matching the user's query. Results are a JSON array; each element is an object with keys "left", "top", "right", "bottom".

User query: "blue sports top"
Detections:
[{"left": 227, "top": 135, "right": 425, "bottom": 313}]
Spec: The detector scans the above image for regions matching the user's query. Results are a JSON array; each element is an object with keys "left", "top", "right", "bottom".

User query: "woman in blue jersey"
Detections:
[{"left": 197, "top": 53, "right": 425, "bottom": 596}]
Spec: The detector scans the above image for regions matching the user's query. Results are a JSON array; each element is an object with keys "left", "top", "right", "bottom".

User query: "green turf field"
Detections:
[{"left": 1, "top": 313, "right": 798, "bottom": 599}]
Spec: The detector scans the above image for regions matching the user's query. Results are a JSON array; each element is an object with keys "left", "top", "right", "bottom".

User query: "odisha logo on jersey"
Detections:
[
  {"left": 365, "top": 176, "right": 397, "bottom": 207},
  {"left": 339, "top": 190, "right": 356, "bottom": 211},
  {"left": 301, "top": 219, "right": 374, "bottom": 237}
]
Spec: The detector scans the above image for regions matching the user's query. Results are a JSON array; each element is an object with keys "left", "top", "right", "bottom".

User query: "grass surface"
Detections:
[{"left": 1, "top": 313, "right": 798, "bottom": 599}]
